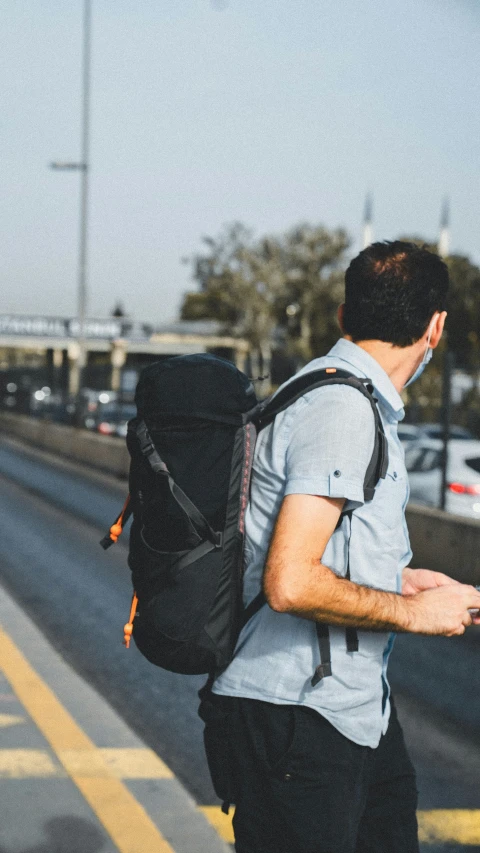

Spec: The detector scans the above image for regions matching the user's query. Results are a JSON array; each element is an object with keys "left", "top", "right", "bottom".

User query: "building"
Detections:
[{"left": 0, "top": 314, "right": 249, "bottom": 413}]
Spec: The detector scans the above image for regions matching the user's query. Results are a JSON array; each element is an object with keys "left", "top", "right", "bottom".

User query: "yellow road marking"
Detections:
[
  {"left": 59, "top": 749, "right": 113, "bottom": 778},
  {"left": 0, "top": 627, "right": 175, "bottom": 853},
  {"left": 198, "top": 806, "right": 235, "bottom": 844},
  {"left": 0, "top": 749, "right": 60, "bottom": 778},
  {"left": 58, "top": 748, "right": 174, "bottom": 779},
  {"left": 0, "top": 748, "right": 174, "bottom": 780},
  {"left": 0, "top": 625, "right": 477, "bottom": 851},
  {"left": 98, "top": 748, "right": 174, "bottom": 779},
  {"left": 418, "top": 810, "right": 480, "bottom": 845},
  {"left": 0, "top": 713, "right": 25, "bottom": 728},
  {"left": 201, "top": 806, "right": 480, "bottom": 846}
]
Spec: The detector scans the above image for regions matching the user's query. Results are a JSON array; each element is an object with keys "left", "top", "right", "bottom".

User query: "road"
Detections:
[{"left": 0, "top": 435, "right": 478, "bottom": 850}]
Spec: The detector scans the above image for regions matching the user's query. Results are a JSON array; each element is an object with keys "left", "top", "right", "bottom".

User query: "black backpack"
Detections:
[{"left": 101, "top": 353, "right": 387, "bottom": 686}]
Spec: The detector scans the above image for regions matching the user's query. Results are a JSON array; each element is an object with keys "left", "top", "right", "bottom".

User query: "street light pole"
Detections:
[
  {"left": 439, "top": 349, "right": 454, "bottom": 510},
  {"left": 76, "top": 0, "right": 91, "bottom": 410},
  {"left": 50, "top": 0, "right": 91, "bottom": 423}
]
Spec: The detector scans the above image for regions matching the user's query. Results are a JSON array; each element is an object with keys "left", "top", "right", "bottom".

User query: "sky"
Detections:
[{"left": 2, "top": 0, "right": 480, "bottom": 324}]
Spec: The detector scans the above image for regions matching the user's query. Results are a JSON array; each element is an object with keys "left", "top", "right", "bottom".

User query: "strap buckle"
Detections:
[{"left": 311, "top": 662, "right": 332, "bottom": 686}]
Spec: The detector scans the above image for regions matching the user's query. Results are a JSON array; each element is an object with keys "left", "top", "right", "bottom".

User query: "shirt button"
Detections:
[
  {"left": 334, "top": 470, "right": 341, "bottom": 478},
  {"left": 284, "top": 773, "right": 292, "bottom": 781},
  {"left": 393, "top": 471, "right": 398, "bottom": 479}
]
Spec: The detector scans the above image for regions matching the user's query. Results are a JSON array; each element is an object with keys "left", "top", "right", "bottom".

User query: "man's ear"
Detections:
[
  {"left": 338, "top": 303, "right": 346, "bottom": 334},
  {"left": 430, "top": 311, "right": 447, "bottom": 349}
]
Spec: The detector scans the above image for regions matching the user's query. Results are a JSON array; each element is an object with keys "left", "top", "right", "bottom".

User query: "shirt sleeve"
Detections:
[{"left": 284, "top": 383, "right": 376, "bottom": 509}]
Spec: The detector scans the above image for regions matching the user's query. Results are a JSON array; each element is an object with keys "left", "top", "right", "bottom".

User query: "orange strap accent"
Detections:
[
  {"left": 123, "top": 592, "right": 138, "bottom": 649},
  {"left": 109, "top": 495, "right": 131, "bottom": 543}
]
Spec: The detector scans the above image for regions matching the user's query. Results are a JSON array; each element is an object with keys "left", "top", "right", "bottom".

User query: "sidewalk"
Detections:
[
  {"left": 0, "top": 583, "right": 231, "bottom": 853},
  {"left": 1, "top": 579, "right": 479, "bottom": 853}
]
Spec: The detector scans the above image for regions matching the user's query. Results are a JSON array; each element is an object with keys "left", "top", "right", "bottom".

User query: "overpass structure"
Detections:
[{"left": 0, "top": 314, "right": 249, "bottom": 395}]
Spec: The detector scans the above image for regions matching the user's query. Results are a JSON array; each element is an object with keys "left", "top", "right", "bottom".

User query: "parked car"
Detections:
[
  {"left": 405, "top": 438, "right": 480, "bottom": 519},
  {"left": 397, "top": 424, "right": 422, "bottom": 447},
  {"left": 81, "top": 389, "right": 118, "bottom": 430},
  {"left": 95, "top": 403, "right": 137, "bottom": 438},
  {"left": 417, "top": 422, "right": 474, "bottom": 441},
  {"left": 29, "top": 390, "right": 75, "bottom": 424}
]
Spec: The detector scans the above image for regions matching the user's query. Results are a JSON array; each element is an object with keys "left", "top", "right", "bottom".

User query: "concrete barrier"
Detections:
[
  {"left": 406, "top": 502, "right": 480, "bottom": 583},
  {"left": 1, "top": 412, "right": 480, "bottom": 584},
  {"left": 0, "top": 412, "right": 130, "bottom": 479}
]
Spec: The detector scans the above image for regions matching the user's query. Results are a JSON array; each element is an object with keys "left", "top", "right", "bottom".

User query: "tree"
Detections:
[
  {"left": 181, "top": 222, "right": 257, "bottom": 329},
  {"left": 278, "top": 224, "right": 350, "bottom": 362},
  {"left": 182, "top": 224, "right": 286, "bottom": 392},
  {"left": 445, "top": 254, "right": 480, "bottom": 371},
  {"left": 181, "top": 222, "right": 352, "bottom": 388}
]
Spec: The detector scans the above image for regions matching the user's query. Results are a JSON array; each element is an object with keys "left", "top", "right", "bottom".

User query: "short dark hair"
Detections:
[{"left": 343, "top": 241, "right": 449, "bottom": 347}]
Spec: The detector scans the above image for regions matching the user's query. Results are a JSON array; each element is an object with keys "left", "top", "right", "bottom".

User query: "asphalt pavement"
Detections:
[
  {"left": 0, "top": 579, "right": 230, "bottom": 853},
  {"left": 0, "top": 434, "right": 479, "bottom": 851}
]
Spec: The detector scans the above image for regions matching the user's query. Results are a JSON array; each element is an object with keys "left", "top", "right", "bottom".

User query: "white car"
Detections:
[
  {"left": 417, "top": 422, "right": 474, "bottom": 441},
  {"left": 405, "top": 438, "right": 480, "bottom": 520},
  {"left": 397, "top": 424, "right": 422, "bottom": 446}
]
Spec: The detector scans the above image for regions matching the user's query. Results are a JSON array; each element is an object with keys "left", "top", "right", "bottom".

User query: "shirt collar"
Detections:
[{"left": 323, "top": 338, "right": 405, "bottom": 421}]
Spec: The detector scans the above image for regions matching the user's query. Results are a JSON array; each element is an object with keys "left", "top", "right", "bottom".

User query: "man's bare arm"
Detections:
[{"left": 263, "top": 494, "right": 480, "bottom": 637}]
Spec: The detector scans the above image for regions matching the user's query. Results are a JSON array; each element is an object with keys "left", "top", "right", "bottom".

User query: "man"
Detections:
[{"left": 212, "top": 241, "right": 480, "bottom": 853}]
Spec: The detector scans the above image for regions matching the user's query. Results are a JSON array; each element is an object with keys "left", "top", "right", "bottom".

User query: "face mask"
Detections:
[{"left": 404, "top": 326, "right": 434, "bottom": 388}]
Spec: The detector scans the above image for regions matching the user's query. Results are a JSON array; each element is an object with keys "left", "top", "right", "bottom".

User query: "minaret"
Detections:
[
  {"left": 362, "top": 193, "right": 373, "bottom": 249},
  {"left": 438, "top": 197, "right": 450, "bottom": 258}
]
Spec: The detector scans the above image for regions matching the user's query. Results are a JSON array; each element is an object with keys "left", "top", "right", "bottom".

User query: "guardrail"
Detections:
[{"left": 1, "top": 412, "right": 479, "bottom": 583}]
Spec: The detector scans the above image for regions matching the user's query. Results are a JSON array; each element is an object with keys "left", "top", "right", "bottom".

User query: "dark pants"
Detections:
[{"left": 222, "top": 695, "right": 419, "bottom": 853}]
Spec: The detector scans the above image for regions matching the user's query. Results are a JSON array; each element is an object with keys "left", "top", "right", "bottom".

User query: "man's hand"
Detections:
[
  {"left": 402, "top": 567, "right": 461, "bottom": 596},
  {"left": 263, "top": 494, "right": 480, "bottom": 637},
  {"left": 405, "top": 584, "right": 480, "bottom": 635}
]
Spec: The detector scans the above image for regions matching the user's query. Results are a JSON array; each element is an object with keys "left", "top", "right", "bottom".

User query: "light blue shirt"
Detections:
[{"left": 213, "top": 338, "right": 412, "bottom": 748}]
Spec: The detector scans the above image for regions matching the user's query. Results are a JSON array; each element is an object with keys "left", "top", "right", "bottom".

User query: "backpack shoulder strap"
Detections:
[
  {"left": 241, "top": 590, "right": 267, "bottom": 628},
  {"left": 255, "top": 368, "right": 388, "bottom": 502},
  {"left": 244, "top": 368, "right": 389, "bottom": 687},
  {"left": 362, "top": 396, "right": 388, "bottom": 501},
  {"left": 255, "top": 368, "right": 358, "bottom": 426}
]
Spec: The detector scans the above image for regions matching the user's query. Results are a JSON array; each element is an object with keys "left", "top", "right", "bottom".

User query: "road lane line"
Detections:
[
  {"left": 0, "top": 748, "right": 61, "bottom": 778},
  {"left": 418, "top": 809, "right": 480, "bottom": 845},
  {"left": 198, "top": 806, "right": 235, "bottom": 844},
  {"left": 2, "top": 581, "right": 477, "bottom": 851},
  {"left": 0, "top": 626, "right": 176, "bottom": 853},
  {"left": 98, "top": 747, "right": 174, "bottom": 779},
  {"left": 59, "top": 748, "right": 174, "bottom": 779},
  {"left": 201, "top": 805, "right": 480, "bottom": 846},
  {"left": 0, "top": 748, "right": 175, "bottom": 780},
  {"left": 0, "top": 713, "right": 25, "bottom": 727}
]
